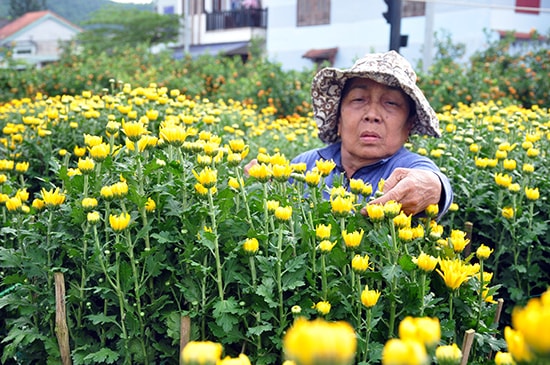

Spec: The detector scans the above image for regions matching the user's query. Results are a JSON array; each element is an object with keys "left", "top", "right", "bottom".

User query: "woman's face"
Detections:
[{"left": 338, "top": 78, "right": 413, "bottom": 171}]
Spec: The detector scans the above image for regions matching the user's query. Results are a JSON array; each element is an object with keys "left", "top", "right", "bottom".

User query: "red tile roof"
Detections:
[{"left": 0, "top": 10, "right": 80, "bottom": 40}]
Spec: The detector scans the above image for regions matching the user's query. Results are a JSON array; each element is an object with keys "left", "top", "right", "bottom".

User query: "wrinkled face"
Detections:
[{"left": 338, "top": 78, "right": 414, "bottom": 170}]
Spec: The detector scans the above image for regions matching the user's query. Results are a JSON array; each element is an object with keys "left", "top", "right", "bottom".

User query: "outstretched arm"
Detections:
[{"left": 362, "top": 167, "right": 451, "bottom": 217}]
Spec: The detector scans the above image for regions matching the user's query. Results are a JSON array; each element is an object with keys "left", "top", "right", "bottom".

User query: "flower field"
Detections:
[{"left": 0, "top": 77, "right": 548, "bottom": 365}]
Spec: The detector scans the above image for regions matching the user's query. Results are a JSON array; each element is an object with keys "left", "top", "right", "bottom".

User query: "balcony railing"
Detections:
[{"left": 206, "top": 8, "right": 268, "bottom": 31}]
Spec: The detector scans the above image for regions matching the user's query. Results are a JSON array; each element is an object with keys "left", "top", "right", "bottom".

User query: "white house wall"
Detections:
[
  {"left": 264, "top": 0, "right": 550, "bottom": 70},
  {"left": 154, "top": 0, "right": 550, "bottom": 70},
  {"left": 10, "top": 18, "right": 78, "bottom": 61}
]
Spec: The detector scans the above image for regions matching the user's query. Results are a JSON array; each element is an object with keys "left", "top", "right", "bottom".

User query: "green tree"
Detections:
[
  {"left": 77, "top": 6, "right": 180, "bottom": 52},
  {"left": 9, "top": 0, "right": 46, "bottom": 19}
]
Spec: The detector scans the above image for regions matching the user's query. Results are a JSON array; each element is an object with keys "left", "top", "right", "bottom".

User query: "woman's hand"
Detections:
[{"left": 363, "top": 168, "right": 442, "bottom": 216}]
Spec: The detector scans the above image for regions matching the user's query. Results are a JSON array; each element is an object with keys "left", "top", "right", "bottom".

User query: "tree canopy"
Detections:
[
  {"left": 77, "top": 6, "right": 180, "bottom": 52},
  {"left": 8, "top": 0, "right": 46, "bottom": 18}
]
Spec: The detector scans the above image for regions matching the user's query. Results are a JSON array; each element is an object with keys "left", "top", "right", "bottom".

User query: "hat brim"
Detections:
[{"left": 312, "top": 65, "right": 440, "bottom": 144}]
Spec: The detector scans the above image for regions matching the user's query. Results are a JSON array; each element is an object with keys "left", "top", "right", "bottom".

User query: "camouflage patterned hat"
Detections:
[{"left": 311, "top": 50, "right": 440, "bottom": 144}]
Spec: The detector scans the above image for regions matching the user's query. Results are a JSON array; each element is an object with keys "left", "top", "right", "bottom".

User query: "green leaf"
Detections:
[
  {"left": 83, "top": 348, "right": 120, "bottom": 364},
  {"left": 247, "top": 323, "right": 273, "bottom": 337},
  {"left": 398, "top": 254, "right": 416, "bottom": 271},
  {"left": 85, "top": 313, "right": 118, "bottom": 326},
  {"left": 381, "top": 263, "right": 403, "bottom": 283}
]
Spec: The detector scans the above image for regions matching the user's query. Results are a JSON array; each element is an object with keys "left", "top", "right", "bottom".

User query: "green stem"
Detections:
[
  {"left": 276, "top": 225, "right": 284, "bottom": 324},
  {"left": 249, "top": 256, "right": 257, "bottom": 291},
  {"left": 449, "top": 290, "right": 455, "bottom": 341},
  {"left": 93, "top": 226, "right": 129, "bottom": 361},
  {"left": 419, "top": 272, "right": 426, "bottom": 316},
  {"left": 388, "top": 276, "right": 397, "bottom": 338},
  {"left": 126, "top": 230, "right": 148, "bottom": 363},
  {"left": 475, "top": 261, "right": 484, "bottom": 330},
  {"left": 207, "top": 189, "right": 224, "bottom": 301},
  {"left": 364, "top": 308, "right": 373, "bottom": 363},
  {"left": 236, "top": 168, "right": 253, "bottom": 226},
  {"left": 321, "top": 254, "right": 328, "bottom": 300}
]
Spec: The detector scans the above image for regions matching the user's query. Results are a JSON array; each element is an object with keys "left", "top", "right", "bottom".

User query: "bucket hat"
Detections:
[{"left": 311, "top": 50, "right": 440, "bottom": 144}]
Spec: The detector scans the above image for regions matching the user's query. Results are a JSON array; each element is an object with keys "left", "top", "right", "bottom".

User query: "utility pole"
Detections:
[{"left": 383, "top": 0, "right": 407, "bottom": 52}]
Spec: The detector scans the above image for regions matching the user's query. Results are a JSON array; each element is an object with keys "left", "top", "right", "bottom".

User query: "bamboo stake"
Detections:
[
  {"left": 54, "top": 272, "right": 72, "bottom": 365},
  {"left": 179, "top": 316, "right": 191, "bottom": 365},
  {"left": 460, "top": 329, "right": 476, "bottom": 365}
]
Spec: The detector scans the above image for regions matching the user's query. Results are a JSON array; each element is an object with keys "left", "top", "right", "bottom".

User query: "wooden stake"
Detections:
[
  {"left": 179, "top": 316, "right": 191, "bottom": 365},
  {"left": 463, "top": 221, "right": 474, "bottom": 257},
  {"left": 54, "top": 272, "right": 72, "bottom": 365},
  {"left": 460, "top": 329, "right": 476, "bottom": 365}
]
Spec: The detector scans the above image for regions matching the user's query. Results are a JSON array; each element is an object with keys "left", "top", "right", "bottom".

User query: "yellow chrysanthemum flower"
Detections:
[
  {"left": 283, "top": 317, "right": 356, "bottom": 365},
  {"left": 398, "top": 316, "right": 441, "bottom": 348},
  {"left": 242, "top": 237, "right": 259, "bottom": 255},
  {"left": 87, "top": 211, "right": 101, "bottom": 224},
  {"left": 78, "top": 157, "right": 95, "bottom": 174},
  {"left": 15, "top": 161, "right": 29, "bottom": 173},
  {"left": 330, "top": 195, "right": 354, "bottom": 218},
  {"left": 313, "top": 301, "right": 331, "bottom": 315},
  {"left": 274, "top": 205, "right": 293, "bottom": 222},
  {"left": 315, "top": 223, "right": 332, "bottom": 240},
  {"left": 511, "top": 289, "right": 550, "bottom": 357},
  {"left": 448, "top": 229, "right": 470, "bottom": 253},
  {"left": 6, "top": 196, "right": 23, "bottom": 212},
  {"left": 315, "top": 159, "right": 336, "bottom": 177},
  {"left": 122, "top": 120, "right": 148, "bottom": 142},
  {"left": 351, "top": 254, "right": 372, "bottom": 273},
  {"left": 217, "top": 354, "right": 251, "bottom": 365},
  {"left": 366, "top": 204, "right": 385, "bottom": 222},
  {"left": 361, "top": 285, "right": 381, "bottom": 308},
  {"left": 383, "top": 200, "right": 402, "bottom": 218},
  {"left": 89, "top": 143, "right": 110, "bottom": 162},
  {"left": 436, "top": 258, "right": 479, "bottom": 291},
  {"left": 494, "top": 351, "right": 516, "bottom": 365},
  {"left": 318, "top": 240, "right": 336, "bottom": 253},
  {"left": 193, "top": 167, "right": 217, "bottom": 188},
  {"left": 109, "top": 212, "right": 131, "bottom": 232},
  {"left": 476, "top": 244, "right": 493, "bottom": 260},
  {"left": 425, "top": 203, "right": 439, "bottom": 218},
  {"left": 266, "top": 200, "right": 280, "bottom": 212},
  {"left": 272, "top": 164, "right": 293, "bottom": 182},
  {"left": 382, "top": 338, "right": 428, "bottom": 365},
  {"left": 413, "top": 252, "right": 438, "bottom": 273},
  {"left": 81, "top": 197, "right": 98, "bottom": 210},
  {"left": 504, "top": 326, "right": 533, "bottom": 363},
  {"left": 180, "top": 341, "right": 223, "bottom": 365},
  {"left": 435, "top": 343, "right": 462, "bottom": 365},
  {"left": 524, "top": 187, "right": 540, "bottom": 201},
  {"left": 502, "top": 206, "right": 515, "bottom": 219},
  {"left": 342, "top": 229, "right": 364, "bottom": 249},
  {"left": 41, "top": 187, "right": 66, "bottom": 208},
  {"left": 247, "top": 163, "right": 272, "bottom": 183},
  {"left": 495, "top": 173, "right": 513, "bottom": 188},
  {"left": 304, "top": 169, "right": 322, "bottom": 187},
  {"left": 145, "top": 197, "right": 156, "bottom": 213}
]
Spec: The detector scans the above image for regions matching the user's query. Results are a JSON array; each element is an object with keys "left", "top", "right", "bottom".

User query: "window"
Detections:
[
  {"left": 515, "top": 0, "right": 540, "bottom": 14},
  {"left": 297, "top": 0, "right": 330, "bottom": 27},
  {"left": 163, "top": 6, "right": 175, "bottom": 14},
  {"left": 403, "top": 0, "right": 425, "bottom": 17}
]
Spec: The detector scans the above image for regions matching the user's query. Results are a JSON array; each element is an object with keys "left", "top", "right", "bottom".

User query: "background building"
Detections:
[
  {"left": 0, "top": 10, "right": 82, "bottom": 69},
  {"left": 154, "top": 0, "right": 549, "bottom": 70}
]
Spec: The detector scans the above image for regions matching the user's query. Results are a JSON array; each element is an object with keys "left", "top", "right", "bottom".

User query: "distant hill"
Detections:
[{"left": 0, "top": 0, "right": 154, "bottom": 26}]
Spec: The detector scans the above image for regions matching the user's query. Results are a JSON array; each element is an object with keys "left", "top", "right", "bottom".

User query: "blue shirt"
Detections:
[{"left": 291, "top": 142, "right": 453, "bottom": 217}]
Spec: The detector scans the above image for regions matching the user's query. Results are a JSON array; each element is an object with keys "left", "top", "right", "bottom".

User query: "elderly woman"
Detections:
[{"left": 292, "top": 50, "right": 453, "bottom": 217}]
